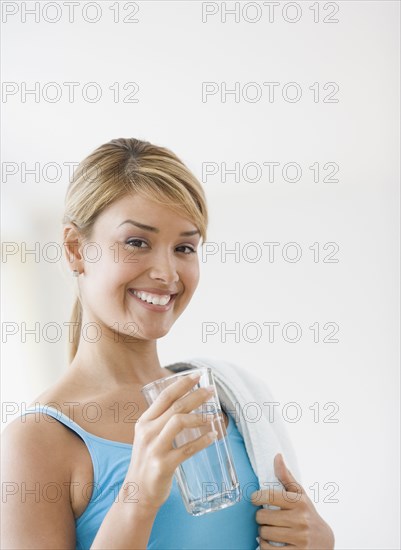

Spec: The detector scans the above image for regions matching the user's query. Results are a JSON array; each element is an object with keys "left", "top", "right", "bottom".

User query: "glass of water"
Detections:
[{"left": 141, "top": 367, "right": 240, "bottom": 516}]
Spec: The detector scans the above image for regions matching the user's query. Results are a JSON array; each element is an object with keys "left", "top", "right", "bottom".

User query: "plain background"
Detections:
[{"left": 1, "top": 1, "right": 400, "bottom": 548}]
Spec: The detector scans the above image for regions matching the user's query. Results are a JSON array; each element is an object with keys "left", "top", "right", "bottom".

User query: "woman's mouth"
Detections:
[{"left": 128, "top": 289, "right": 177, "bottom": 312}]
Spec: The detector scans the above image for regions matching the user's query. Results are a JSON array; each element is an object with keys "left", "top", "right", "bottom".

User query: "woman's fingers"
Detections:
[
  {"left": 141, "top": 373, "right": 201, "bottom": 421},
  {"left": 147, "top": 377, "right": 217, "bottom": 440},
  {"left": 159, "top": 411, "right": 216, "bottom": 453},
  {"left": 252, "top": 487, "right": 302, "bottom": 510},
  {"left": 259, "top": 525, "right": 293, "bottom": 545},
  {"left": 169, "top": 422, "right": 218, "bottom": 467},
  {"left": 259, "top": 539, "right": 296, "bottom": 550},
  {"left": 256, "top": 508, "right": 292, "bottom": 528}
]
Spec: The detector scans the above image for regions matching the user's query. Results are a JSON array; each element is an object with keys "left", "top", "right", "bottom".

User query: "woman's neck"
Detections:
[{"left": 67, "top": 339, "right": 169, "bottom": 391}]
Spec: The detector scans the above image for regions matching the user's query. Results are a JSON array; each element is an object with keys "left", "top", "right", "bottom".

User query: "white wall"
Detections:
[{"left": 1, "top": 1, "right": 400, "bottom": 548}]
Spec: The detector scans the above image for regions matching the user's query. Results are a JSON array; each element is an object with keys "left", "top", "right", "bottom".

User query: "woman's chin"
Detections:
[{"left": 129, "top": 323, "right": 173, "bottom": 341}]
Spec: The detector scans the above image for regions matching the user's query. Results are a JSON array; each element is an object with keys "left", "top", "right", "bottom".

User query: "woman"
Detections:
[{"left": 1, "top": 138, "right": 334, "bottom": 549}]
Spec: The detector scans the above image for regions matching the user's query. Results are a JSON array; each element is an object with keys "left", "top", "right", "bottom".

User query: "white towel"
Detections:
[{"left": 166, "top": 356, "right": 302, "bottom": 549}]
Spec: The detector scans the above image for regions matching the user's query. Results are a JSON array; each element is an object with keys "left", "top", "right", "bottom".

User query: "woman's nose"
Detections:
[{"left": 149, "top": 252, "right": 179, "bottom": 284}]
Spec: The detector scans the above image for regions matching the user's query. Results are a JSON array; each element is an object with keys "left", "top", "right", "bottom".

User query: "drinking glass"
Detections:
[{"left": 141, "top": 367, "right": 240, "bottom": 516}]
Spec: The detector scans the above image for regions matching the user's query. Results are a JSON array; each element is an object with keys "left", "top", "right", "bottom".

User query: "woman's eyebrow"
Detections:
[{"left": 117, "top": 219, "right": 200, "bottom": 237}]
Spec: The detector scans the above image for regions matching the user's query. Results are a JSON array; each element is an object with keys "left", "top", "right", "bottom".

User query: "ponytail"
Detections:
[{"left": 69, "top": 297, "right": 82, "bottom": 363}]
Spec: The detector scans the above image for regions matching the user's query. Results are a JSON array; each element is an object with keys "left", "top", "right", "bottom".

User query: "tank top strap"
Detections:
[
  {"left": 20, "top": 405, "right": 91, "bottom": 440},
  {"left": 20, "top": 405, "right": 102, "bottom": 504}
]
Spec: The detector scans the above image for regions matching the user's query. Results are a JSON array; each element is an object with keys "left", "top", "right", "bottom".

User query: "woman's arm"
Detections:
[
  {"left": 1, "top": 415, "right": 77, "bottom": 549},
  {"left": 90, "top": 482, "right": 158, "bottom": 549},
  {"left": 1, "top": 416, "right": 158, "bottom": 550}
]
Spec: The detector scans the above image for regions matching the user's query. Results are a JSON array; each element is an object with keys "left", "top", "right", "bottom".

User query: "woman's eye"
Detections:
[
  {"left": 124, "top": 239, "right": 196, "bottom": 255},
  {"left": 125, "top": 238, "right": 148, "bottom": 249},
  {"left": 177, "top": 245, "right": 196, "bottom": 255}
]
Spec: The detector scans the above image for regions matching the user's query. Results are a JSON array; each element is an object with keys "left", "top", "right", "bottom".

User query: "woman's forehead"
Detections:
[{"left": 94, "top": 195, "right": 198, "bottom": 233}]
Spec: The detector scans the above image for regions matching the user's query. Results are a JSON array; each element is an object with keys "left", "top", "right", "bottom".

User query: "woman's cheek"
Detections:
[{"left": 189, "top": 262, "right": 200, "bottom": 289}]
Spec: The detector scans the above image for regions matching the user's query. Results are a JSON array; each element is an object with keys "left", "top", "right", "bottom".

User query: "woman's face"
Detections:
[{"left": 78, "top": 193, "right": 201, "bottom": 341}]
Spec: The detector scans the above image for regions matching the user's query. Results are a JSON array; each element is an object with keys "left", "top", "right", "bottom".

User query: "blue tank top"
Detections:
[{"left": 20, "top": 405, "right": 262, "bottom": 549}]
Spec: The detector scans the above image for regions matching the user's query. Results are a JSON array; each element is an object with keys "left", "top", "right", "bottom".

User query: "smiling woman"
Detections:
[
  {"left": 61, "top": 138, "right": 208, "bottom": 362},
  {"left": 64, "top": 191, "right": 202, "bottom": 347},
  {"left": 1, "top": 137, "right": 334, "bottom": 550}
]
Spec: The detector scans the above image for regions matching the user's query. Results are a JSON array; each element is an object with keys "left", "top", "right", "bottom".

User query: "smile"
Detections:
[{"left": 128, "top": 289, "right": 177, "bottom": 311}]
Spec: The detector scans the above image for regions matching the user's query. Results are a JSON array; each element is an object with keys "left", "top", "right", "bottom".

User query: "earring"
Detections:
[{"left": 72, "top": 270, "right": 80, "bottom": 277}]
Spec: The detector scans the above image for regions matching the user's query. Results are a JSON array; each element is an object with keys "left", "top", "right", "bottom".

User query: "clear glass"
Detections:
[{"left": 141, "top": 367, "right": 240, "bottom": 516}]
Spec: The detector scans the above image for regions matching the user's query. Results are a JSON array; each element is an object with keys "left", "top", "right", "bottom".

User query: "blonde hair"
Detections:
[{"left": 62, "top": 137, "right": 208, "bottom": 363}]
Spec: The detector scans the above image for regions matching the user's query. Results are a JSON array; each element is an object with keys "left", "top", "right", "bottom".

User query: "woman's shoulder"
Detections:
[
  {"left": 25, "top": 372, "right": 75, "bottom": 409},
  {"left": 3, "top": 387, "right": 82, "bottom": 454},
  {"left": 1, "top": 390, "right": 78, "bottom": 549},
  {"left": 3, "top": 375, "right": 85, "bottom": 457},
  {"left": 1, "top": 401, "right": 78, "bottom": 490}
]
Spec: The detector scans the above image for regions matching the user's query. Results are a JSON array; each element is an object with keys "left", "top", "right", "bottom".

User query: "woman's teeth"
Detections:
[{"left": 131, "top": 289, "right": 172, "bottom": 306}]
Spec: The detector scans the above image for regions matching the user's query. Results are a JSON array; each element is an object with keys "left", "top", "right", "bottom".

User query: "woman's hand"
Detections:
[
  {"left": 251, "top": 454, "right": 335, "bottom": 549},
  {"left": 125, "top": 373, "right": 217, "bottom": 513}
]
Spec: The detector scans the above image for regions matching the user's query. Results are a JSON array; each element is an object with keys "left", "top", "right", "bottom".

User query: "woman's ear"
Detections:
[{"left": 63, "top": 223, "right": 85, "bottom": 274}]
